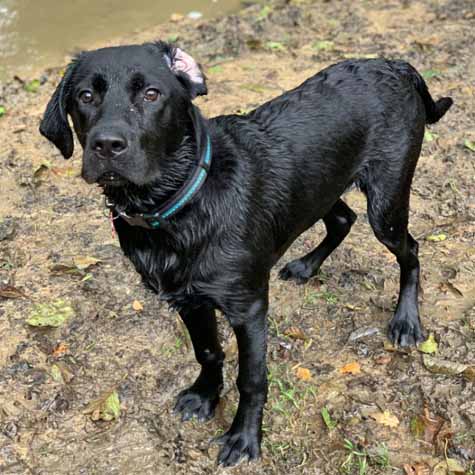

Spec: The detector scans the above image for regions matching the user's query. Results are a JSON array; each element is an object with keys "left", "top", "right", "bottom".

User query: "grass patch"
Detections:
[{"left": 341, "top": 440, "right": 390, "bottom": 474}]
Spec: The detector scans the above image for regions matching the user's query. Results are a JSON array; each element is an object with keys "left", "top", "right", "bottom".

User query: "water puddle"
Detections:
[{"left": 0, "top": 0, "right": 245, "bottom": 79}]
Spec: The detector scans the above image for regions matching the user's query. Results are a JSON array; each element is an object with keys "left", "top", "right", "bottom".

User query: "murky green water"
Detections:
[{"left": 0, "top": 0, "right": 245, "bottom": 79}]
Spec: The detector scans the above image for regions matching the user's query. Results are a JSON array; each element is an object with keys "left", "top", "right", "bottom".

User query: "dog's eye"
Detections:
[
  {"left": 79, "top": 91, "right": 94, "bottom": 104},
  {"left": 144, "top": 88, "right": 160, "bottom": 102}
]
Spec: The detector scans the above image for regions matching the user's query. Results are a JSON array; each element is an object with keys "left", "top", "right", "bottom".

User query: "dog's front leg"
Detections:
[
  {"left": 174, "top": 304, "right": 225, "bottom": 422},
  {"left": 217, "top": 297, "right": 268, "bottom": 467}
]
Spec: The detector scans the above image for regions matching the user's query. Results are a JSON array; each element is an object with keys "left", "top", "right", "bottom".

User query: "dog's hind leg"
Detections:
[
  {"left": 174, "top": 304, "right": 225, "bottom": 422},
  {"left": 279, "top": 199, "right": 357, "bottom": 284},
  {"left": 363, "top": 155, "right": 424, "bottom": 347}
]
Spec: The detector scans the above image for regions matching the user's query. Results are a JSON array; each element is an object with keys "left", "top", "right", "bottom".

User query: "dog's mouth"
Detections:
[{"left": 98, "top": 171, "right": 127, "bottom": 187}]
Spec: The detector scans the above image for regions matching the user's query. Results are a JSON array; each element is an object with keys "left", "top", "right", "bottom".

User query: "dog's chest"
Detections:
[{"left": 118, "top": 227, "right": 211, "bottom": 309}]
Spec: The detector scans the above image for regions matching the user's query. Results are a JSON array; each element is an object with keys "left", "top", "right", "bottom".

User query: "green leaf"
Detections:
[
  {"left": 50, "top": 364, "right": 65, "bottom": 383},
  {"left": 265, "top": 41, "right": 286, "bottom": 52},
  {"left": 166, "top": 34, "right": 179, "bottom": 43},
  {"left": 257, "top": 5, "right": 272, "bottom": 20},
  {"left": 426, "top": 233, "right": 447, "bottom": 242},
  {"left": 312, "top": 40, "right": 334, "bottom": 51},
  {"left": 208, "top": 65, "right": 223, "bottom": 74},
  {"left": 433, "top": 458, "right": 466, "bottom": 475},
  {"left": 101, "top": 391, "right": 121, "bottom": 421},
  {"left": 418, "top": 333, "right": 438, "bottom": 354},
  {"left": 410, "top": 415, "right": 425, "bottom": 438},
  {"left": 0, "top": 106, "right": 6, "bottom": 117},
  {"left": 424, "top": 129, "right": 438, "bottom": 142},
  {"left": 85, "top": 390, "right": 121, "bottom": 421},
  {"left": 241, "top": 83, "right": 267, "bottom": 93},
  {"left": 321, "top": 406, "right": 336, "bottom": 430},
  {"left": 26, "top": 300, "right": 74, "bottom": 327},
  {"left": 421, "top": 69, "right": 441, "bottom": 79},
  {"left": 464, "top": 139, "right": 475, "bottom": 152},
  {"left": 423, "top": 355, "right": 467, "bottom": 376},
  {"left": 24, "top": 79, "right": 41, "bottom": 93}
]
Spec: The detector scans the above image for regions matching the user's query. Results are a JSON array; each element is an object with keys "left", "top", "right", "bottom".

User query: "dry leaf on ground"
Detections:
[
  {"left": 403, "top": 462, "right": 430, "bottom": 475},
  {"left": 84, "top": 390, "right": 121, "bottom": 422},
  {"left": 369, "top": 410, "right": 399, "bottom": 428},
  {"left": 340, "top": 361, "right": 361, "bottom": 375},
  {"left": 283, "top": 326, "right": 307, "bottom": 340},
  {"left": 73, "top": 256, "right": 101, "bottom": 270},
  {"left": 295, "top": 367, "right": 312, "bottom": 381}
]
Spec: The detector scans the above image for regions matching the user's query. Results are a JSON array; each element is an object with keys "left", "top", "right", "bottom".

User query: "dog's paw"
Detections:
[
  {"left": 173, "top": 386, "right": 219, "bottom": 423},
  {"left": 388, "top": 312, "right": 424, "bottom": 347},
  {"left": 215, "top": 428, "right": 261, "bottom": 467},
  {"left": 279, "top": 259, "right": 313, "bottom": 285}
]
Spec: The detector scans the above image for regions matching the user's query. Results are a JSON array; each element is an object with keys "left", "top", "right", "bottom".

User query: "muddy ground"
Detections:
[{"left": 0, "top": 0, "right": 474, "bottom": 474}]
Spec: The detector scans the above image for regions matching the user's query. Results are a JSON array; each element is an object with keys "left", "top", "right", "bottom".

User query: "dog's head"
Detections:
[{"left": 40, "top": 42, "right": 207, "bottom": 186}]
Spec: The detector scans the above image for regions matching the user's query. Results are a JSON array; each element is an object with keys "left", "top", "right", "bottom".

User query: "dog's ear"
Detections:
[
  {"left": 39, "top": 62, "right": 77, "bottom": 158},
  {"left": 158, "top": 42, "right": 207, "bottom": 99}
]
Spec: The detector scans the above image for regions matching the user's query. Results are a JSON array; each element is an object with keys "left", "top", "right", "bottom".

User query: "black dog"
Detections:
[{"left": 40, "top": 42, "right": 452, "bottom": 466}]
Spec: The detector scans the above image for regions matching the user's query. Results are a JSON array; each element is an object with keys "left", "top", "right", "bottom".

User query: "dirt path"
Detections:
[{"left": 1, "top": 1, "right": 474, "bottom": 474}]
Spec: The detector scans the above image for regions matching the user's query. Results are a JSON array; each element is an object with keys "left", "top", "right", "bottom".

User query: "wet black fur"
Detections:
[{"left": 40, "top": 43, "right": 452, "bottom": 467}]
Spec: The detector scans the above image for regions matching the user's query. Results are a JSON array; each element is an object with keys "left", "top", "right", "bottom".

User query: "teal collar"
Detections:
[{"left": 106, "top": 134, "right": 212, "bottom": 230}]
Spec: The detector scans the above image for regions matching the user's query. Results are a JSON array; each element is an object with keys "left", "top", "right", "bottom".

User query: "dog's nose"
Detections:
[{"left": 91, "top": 133, "right": 128, "bottom": 159}]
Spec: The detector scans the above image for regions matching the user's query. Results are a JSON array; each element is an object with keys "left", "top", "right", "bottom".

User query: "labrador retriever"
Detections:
[{"left": 40, "top": 41, "right": 452, "bottom": 466}]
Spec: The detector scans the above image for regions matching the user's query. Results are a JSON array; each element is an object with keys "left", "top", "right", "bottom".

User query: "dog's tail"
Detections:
[{"left": 391, "top": 61, "right": 453, "bottom": 124}]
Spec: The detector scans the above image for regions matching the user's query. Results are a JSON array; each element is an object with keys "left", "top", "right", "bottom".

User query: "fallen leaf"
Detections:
[
  {"left": 73, "top": 256, "right": 101, "bottom": 270},
  {"left": 421, "top": 69, "right": 441, "bottom": 79},
  {"left": 374, "top": 354, "right": 392, "bottom": 365},
  {"left": 54, "top": 362, "right": 74, "bottom": 383},
  {"left": 51, "top": 342, "right": 68, "bottom": 358},
  {"left": 0, "top": 285, "right": 27, "bottom": 299},
  {"left": 321, "top": 406, "right": 336, "bottom": 430},
  {"left": 418, "top": 333, "right": 438, "bottom": 354},
  {"left": 370, "top": 410, "right": 399, "bottom": 428},
  {"left": 33, "top": 163, "right": 50, "bottom": 186},
  {"left": 132, "top": 300, "right": 144, "bottom": 312},
  {"left": 50, "top": 166, "right": 78, "bottom": 177},
  {"left": 207, "top": 65, "right": 223, "bottom": 74},
  {"left": 403, "top": 462, "right": 430, "bottom": 475},
  {"left": 266, "top": 41, "right": 286, "bottom": 52},
  {"left": 426, "top": 233, "right": 447, "bottom": 242},
  {"left": 23, "top": 79, "right": 41, "bottom": 92},
  {"left": 50, "top": 364, "right": 64, "bottom": 383},
  {"left": 433, "top": 459, "right": 465, "bottom": 475},
  {"left": 283, "top": 326, "right": 307, "bottom": 340},
  {"left": 463, "top": 366, "right": 475, "bottom": 381},
  {"left": 24, "top": 79, "right": 41, "bottom": 93},
  {"left": 296, "top": 367, "right": 312, "bottom": 381},
  {"left": 257, "top": 5, "right": 272, "bottom": 20},
  {"left": 50, "top": 263, "right": 82, "bottom": 276},
  {"left": 170, "top": 13, "right": 184, "bottom": 22},
  {"left": 423, "top": 355, "right": 467, "bottom": 376},
  {"left": 348, "top": 326, "right": 379, "bottom": 341},
  {"left": 340, "top": 361, "right": 361, "bottom": 375},
  {"left": 410, "top": 407, "right": 445, "bottom": 444},
  {"left": 463, "top": 139, "right": 475, "bottom": 152},
  {"left": 0, "top": 105, "right": 6, "bottom": 117},
  {"left": 166, "top": 34, "right": 179, "bottom": 43},
  {"left": 26, "top": 300, "right": 74, "bottom": 327},
  {"left": 84, "top": 390, "right": 121, "bottom": 422},
  {"left": 241, "top": 83, "right": 267, "bottom": 93},
  {"left": 312, "top": 40, "right": 334, "bottom": 51},
  {"left": 424, "top": 130, "right": 438, "bottom": 142}
]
